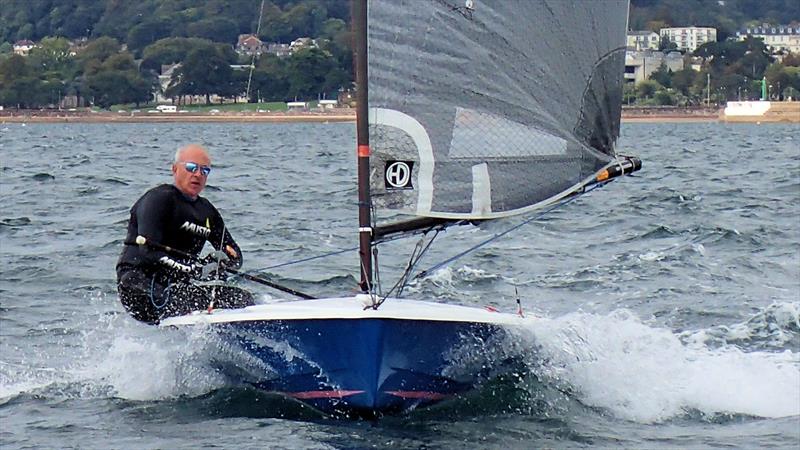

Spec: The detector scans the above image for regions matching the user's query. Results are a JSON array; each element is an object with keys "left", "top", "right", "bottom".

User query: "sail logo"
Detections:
[
  {"left": 385, "top": 161, "right": 413, "bottom": 190},
  {"left": 180, "top": 221, "right": 211, "bottom": 237}
]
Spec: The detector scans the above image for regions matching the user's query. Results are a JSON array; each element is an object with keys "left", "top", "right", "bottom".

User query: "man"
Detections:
[{"left": 117, "top": 144, "right": 254, "bottom": 324}]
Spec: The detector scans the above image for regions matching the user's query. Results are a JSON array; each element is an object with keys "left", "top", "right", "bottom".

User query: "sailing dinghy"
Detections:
[{"left": 159, "top": 0, "right": 640, "bottom": 417}]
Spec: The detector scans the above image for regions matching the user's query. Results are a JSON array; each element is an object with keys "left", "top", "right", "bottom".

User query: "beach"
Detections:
[{"left": 0, "top": 109, "right": 357, "bottom": 124}]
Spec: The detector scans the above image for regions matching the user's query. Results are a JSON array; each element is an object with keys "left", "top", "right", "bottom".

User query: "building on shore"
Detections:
[
  {"left": 721, "top": 100, "right": 800, "bottom": 123},
  {"left": 236, "top": 34, "right": 265, "bottom": 56},
  {"left": 735, "top": 25, "right": 800, "bottom": 54},
  {"left": 627, "top": 31, "right": 660, "bottom": 51},
  {"left": 660, "top": 27, "right": 717, "bottom": 52},
  {"left": 624, "top": 50, "right": 684, "bottom": 84}
]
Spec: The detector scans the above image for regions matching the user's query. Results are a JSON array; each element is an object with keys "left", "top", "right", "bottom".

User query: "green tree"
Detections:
[
  {"left": 83, "top": 69, "right": 151, "bottom": 108},
  {"left": 73, "top": 38, "right": 153, "bottom": 108},
  {"left": 622, "top": 82, "right": 637, "bottom": 105},
  {"left": 76, "top": 36, "right": 122, "bottom": 69},
  {"left": 140, "top": 37, "right": 213, "bottom": 74},
  {"left": 284, "top": 47, "right": 340, "bottom": 99},
  {"left": 259, "top": 3, "right": 292, "bottom": 42},
  {"left": 167, "top": 44, "right": 236, "bottom": 104},
  {"left": 670, "top": 68, "right": 698, "bottom": 97},
  {"left": 0, "top": 54, "right": 46, "bottom": 108},
  {"left": 250, "top": 54, "right": 290, "bottom": 101},
  {"left": 186, "top": 18, "right": 240, "bottom": 45},
  {"left": 27, "top": 37, "right": 76, "bottom": 79},
  {"left": 127, "top": 18, "right": 173, "bottom": 56},
  {"left": 636, "top": 79, "right": 662, "bottom": 99},
  {"left": 658, "top": 36, "right": 677, "bottom": 52},
  {"left": 649, "top": 62, "right": 672, "bottom": 87},
  {"left": 653, "top": 89, "right": 674, "bottom": 105},
  {"left": 765, "top": 63, "right": 798, "bottom": 99}
]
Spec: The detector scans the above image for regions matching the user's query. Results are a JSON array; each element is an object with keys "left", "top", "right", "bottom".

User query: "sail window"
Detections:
[{"left": 449, "top": 107, "right": 567, "bottom": 159}]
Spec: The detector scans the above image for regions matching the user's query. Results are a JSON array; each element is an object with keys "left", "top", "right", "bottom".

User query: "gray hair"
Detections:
[
  {"left": 174, "top": 143, "right": 210, "bottom": 164},
  {"left": 174, "top": 146, "right": 185, "bottom": 163}
]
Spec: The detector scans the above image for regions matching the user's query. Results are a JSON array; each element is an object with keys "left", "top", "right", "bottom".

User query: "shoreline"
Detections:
[
  {"left": 6, "top": 107, "right": 793, "bottom": 124},
  {"left": 0, "top": 111, "right": 357, "bottom": 124},
  {"left": 1, "top": 111, "right": 721, "bottom": 124}
]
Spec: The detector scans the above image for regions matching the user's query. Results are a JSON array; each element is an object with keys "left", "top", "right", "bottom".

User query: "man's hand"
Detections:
[
  {"left": 197, "top": 251, "right": 231, "bottom": 280},
  {"left": 224, "top": 245, "right": 237, "bottom": 260}
]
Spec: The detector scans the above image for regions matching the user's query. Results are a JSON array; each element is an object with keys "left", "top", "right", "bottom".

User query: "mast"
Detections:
[{"left": 354, "top": 0, "right": 372, "bottom": 292}]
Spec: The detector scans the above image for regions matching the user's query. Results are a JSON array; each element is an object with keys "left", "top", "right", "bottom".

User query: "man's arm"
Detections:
[{"left": 207, "top": 206, "right": 243, "bottom": 270}]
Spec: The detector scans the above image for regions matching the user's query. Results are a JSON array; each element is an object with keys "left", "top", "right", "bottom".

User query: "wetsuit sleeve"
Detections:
[{"left": 207, "top": 205, "right": 243, "bottom": 270}]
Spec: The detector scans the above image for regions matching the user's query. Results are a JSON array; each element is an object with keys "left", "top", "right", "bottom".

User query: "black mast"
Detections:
[{"left": 354, "top": 0, "right": 372, "bottom": 292}]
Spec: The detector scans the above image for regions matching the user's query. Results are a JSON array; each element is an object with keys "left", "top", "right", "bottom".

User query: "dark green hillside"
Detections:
[
  {"left": 2, "top": 0, "right": 797, "bottom": 48},
  {"left": 630, "top": 0, "right": 800, "bottom": 40},
  {"left": 0, "top": 0, "right": 349, "bottom": 51}
]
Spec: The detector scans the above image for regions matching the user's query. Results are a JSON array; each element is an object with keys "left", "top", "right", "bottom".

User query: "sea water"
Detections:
[{"left": 0, "top": 122, "right": 798, "bottom": 448}]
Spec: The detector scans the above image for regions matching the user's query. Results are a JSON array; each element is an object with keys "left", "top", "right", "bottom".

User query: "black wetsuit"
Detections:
[{"left": 117, "top": 184, "right": 254, "bottom": 324}]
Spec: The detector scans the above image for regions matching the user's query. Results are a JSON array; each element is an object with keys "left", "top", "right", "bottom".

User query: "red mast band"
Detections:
[{"left": 358, "top": 144, "right": 370, "bottom": 157}]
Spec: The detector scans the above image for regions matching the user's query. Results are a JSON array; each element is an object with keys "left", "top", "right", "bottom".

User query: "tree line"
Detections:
[
  {"left": 5, "top": 0, "right": 798, "bottom": 48},
  {"left": 0, "top": 32, "right": 351, "bottom": 109},
  {"left": 0, "top": 0, "right": 349, "bottom": 54},
  {"left": 0, "top": 0, "right": 352, "bottom": 109}
]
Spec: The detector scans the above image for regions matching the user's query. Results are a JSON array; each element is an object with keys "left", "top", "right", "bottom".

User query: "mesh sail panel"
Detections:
[{"left": 367, "top": 0, "right": 628, "bottom": 219}]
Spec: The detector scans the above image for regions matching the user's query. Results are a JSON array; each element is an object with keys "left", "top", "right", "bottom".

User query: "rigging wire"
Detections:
[
  {"left": 229, "top": 183, "right": 611, "bottom": 292},
  {"left": 246, "top": 245, "right": 358, "bottom": 272},
  {"left": 413, "top": 183, "right": 604, "bottom": 280},
  {"left": 367, "top": 225, "right": 442, "bottom": 309},
  {"left": 387, "top": 228, "right": 440, "bottom": 297},
  {"left": 245, "top": 0, "right": 266, "bottom": 102}
]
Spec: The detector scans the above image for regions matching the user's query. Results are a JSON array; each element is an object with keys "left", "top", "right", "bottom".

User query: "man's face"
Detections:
[{"left": 172, "top": 145, "right": 211, "bottom": 199}]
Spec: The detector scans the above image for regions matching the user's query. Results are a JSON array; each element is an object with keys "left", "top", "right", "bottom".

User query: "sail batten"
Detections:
[{"left": 367, "top": 0, "right": 630, "bottom": 222}]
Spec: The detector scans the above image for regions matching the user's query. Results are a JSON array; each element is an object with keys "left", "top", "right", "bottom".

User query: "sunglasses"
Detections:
[{"left": 180, "top": 161, "right": 211, "bottom": 176}]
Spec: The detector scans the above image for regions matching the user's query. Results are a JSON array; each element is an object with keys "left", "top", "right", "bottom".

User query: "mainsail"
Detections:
[{"left": 366, "top": 0, "right": 630, "bottom": 220}]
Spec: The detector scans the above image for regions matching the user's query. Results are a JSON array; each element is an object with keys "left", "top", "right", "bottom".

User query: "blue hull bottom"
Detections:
[{"left": 211, "top": 318, "right": 511, "bottom": 417}]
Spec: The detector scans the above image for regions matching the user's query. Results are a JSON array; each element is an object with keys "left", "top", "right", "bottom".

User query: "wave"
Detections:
[
  {"left": 0, "top": 217, "right": 32, "bottom": 227},
  {"left": 683, "top": 301, "right": 800, "bottom": 351},
  {"left": 31, "top": 173, "right": 55, "bottom": 181},
  {"left": 2, "top": 301, "right": 797, "bottom": 425},
  {"left": 518, "top": 306, "right": 800, "bottom": 423}
]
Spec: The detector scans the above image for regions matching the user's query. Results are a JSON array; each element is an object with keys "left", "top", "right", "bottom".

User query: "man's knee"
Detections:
[{"left": 118, "top": 271, "right": 159, "bottom": 324}]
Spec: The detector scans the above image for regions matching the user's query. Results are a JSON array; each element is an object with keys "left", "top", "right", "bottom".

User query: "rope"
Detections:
[
  {"left": 245, "top": 0, "right": 266, "bottom": 101},
  {"left": 371, "top": 227, "right": 441, "bottom": 309},
  {"left": 414, "top": 183, "right": 603, "bottom": 280},
  {"left": 242, "top": 245, "right": 358, "bottom": 273}
]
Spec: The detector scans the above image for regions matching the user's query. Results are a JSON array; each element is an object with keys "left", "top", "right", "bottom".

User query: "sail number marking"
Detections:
[{"left": 385, "top": 161, "right": 414, "bottom": 190}]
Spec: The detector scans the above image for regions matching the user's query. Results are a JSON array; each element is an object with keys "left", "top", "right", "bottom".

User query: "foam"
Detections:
[{"left": 521, "top": 307, "right": 800, "bottom": 423}]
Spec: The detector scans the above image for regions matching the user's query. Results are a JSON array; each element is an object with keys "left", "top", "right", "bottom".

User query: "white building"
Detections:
[
  {"left": 627, "top": 31, "right": 660, "bottom": 51},
  {"left": 13, "top": 39, "right": 35, "bottom": 56},
  {"left": 265, "top": 43, "right": 291, "bottom": 57},
  {"left": 318, "top": 99, "right": 338, "bottom": 110},
  {"left": 736, "top": 25, "right": 800, "bottom": 54},
  {"left": 287, "top": 101, "right": 308, "bottom": 111},
  {"left": 236, "top": 34, "right": 265, "bottom": 56},
  {"left": 290, "top": 37, "right": 318, "bottom": 52},
  {"left": 625, "top": 50, "right": 685, "bottom": 84},
  {"left": 660, "top": 27, "right": 717, "bottom": 52}
]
